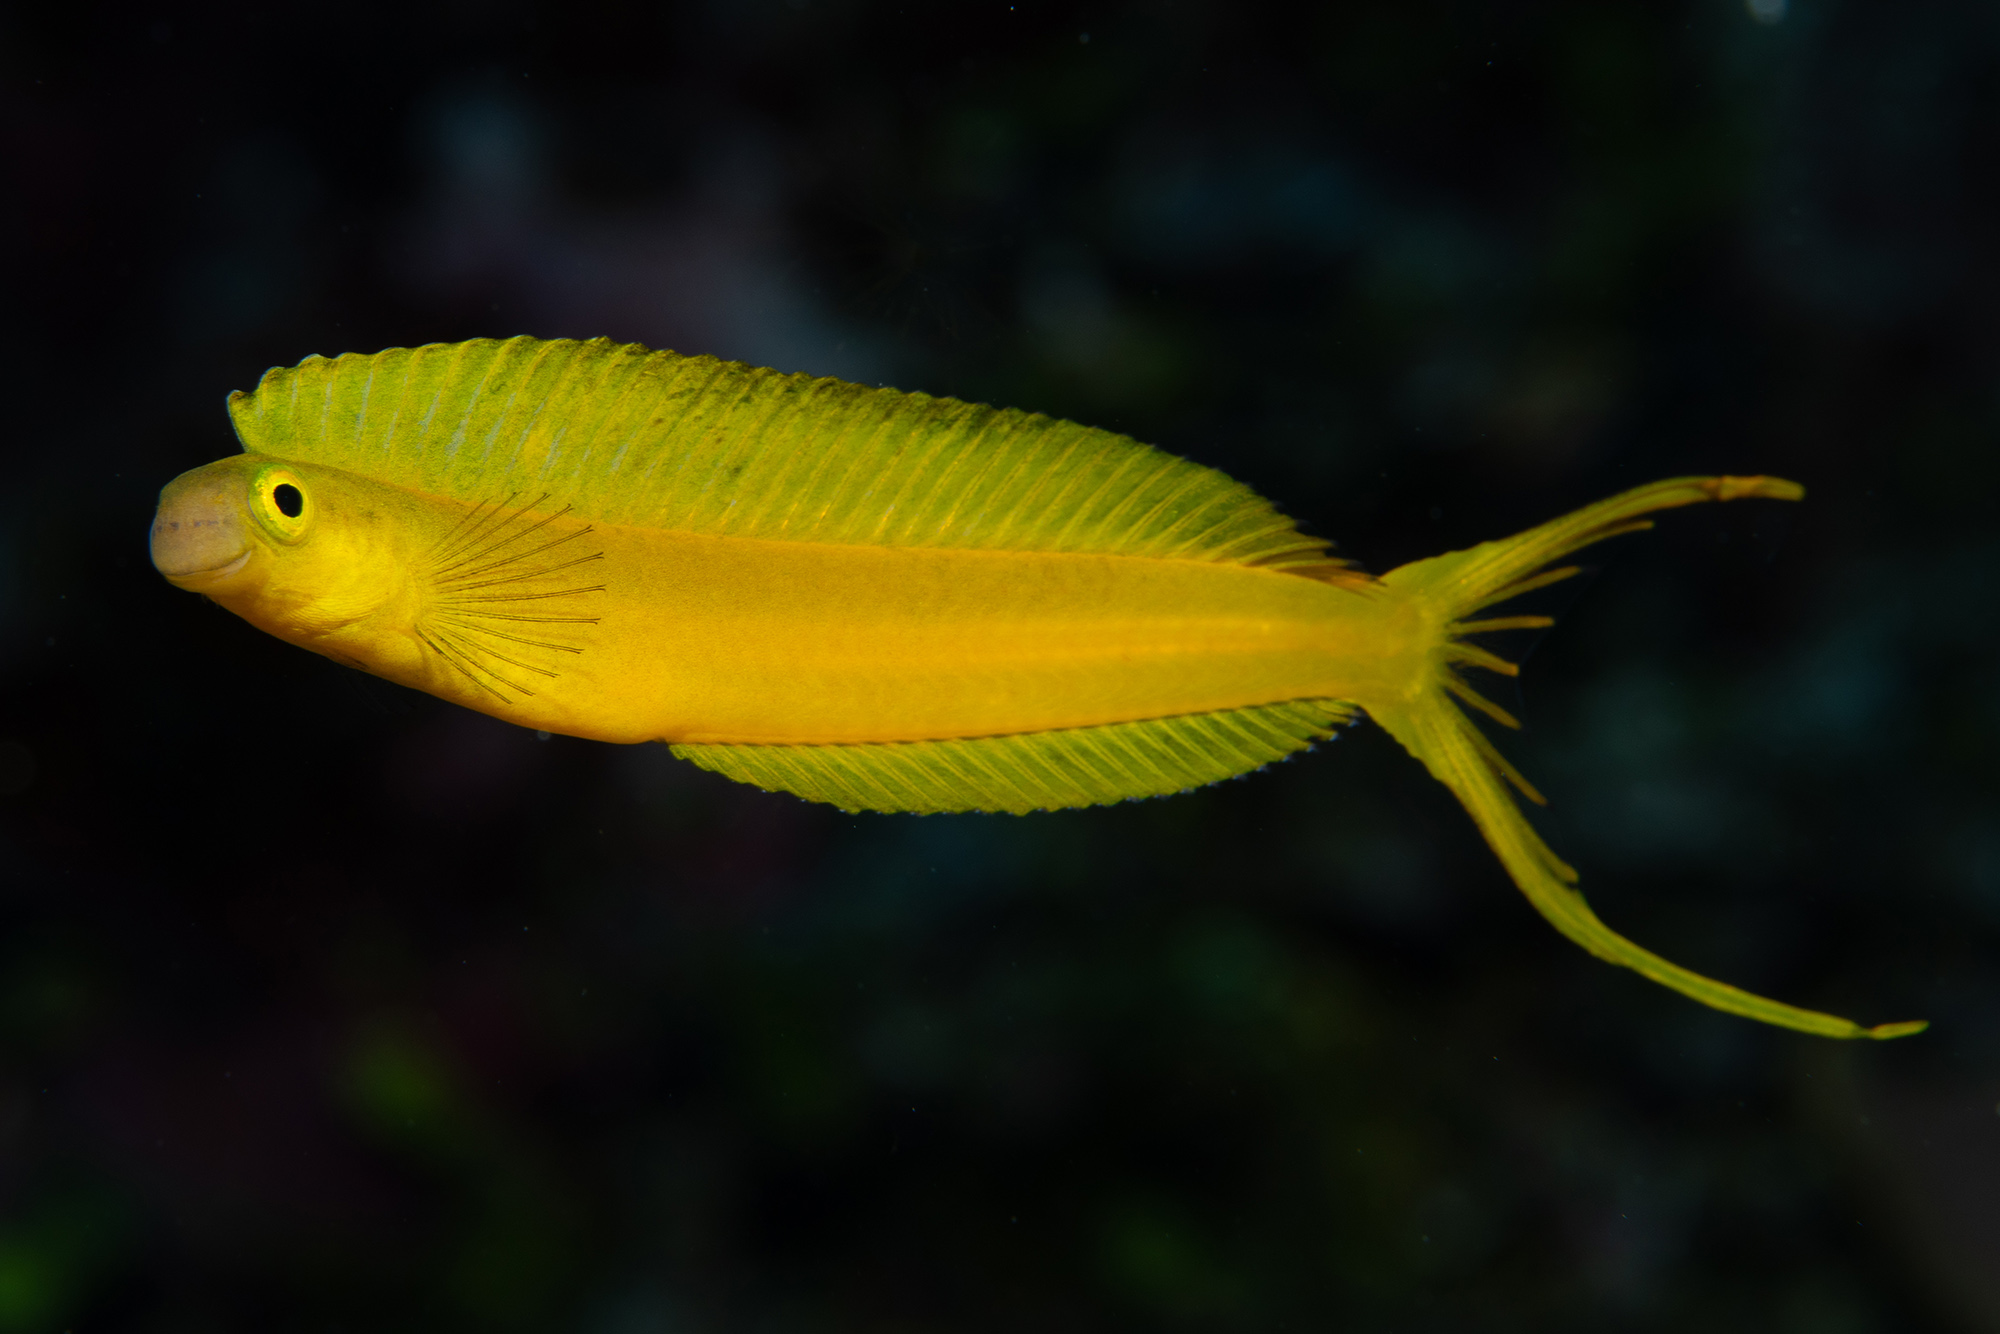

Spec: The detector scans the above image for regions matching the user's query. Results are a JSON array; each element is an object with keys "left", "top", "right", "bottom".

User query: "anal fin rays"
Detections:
[{"left": 672, "top": 699, "right": 1358, "bottom": 814}]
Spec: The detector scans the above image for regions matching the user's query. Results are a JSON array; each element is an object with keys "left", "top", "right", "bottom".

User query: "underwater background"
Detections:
[{"left": 3, "top": 0, "right": 1998, "bottom": 1328}]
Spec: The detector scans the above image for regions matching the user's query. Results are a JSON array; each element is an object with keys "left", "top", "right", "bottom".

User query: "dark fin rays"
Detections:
[{"left": 417, "top": 494, "right": 604, "bottom": 698}]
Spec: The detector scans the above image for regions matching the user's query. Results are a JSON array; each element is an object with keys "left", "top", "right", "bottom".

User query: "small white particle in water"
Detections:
[
  {"left": 535, "top": 730, "right": 551, "bottom": 741},
  {"left": 1746, "top": 0, "right": 1785, "bottom": 23}
]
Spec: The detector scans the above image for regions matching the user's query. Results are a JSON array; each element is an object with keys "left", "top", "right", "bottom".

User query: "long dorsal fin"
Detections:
[
  {"left": 672, "top": 699, "right": 1356, "bottom": 815},
  {"left": 228, "top": 336, "right": 1345, "bottom": 572}
]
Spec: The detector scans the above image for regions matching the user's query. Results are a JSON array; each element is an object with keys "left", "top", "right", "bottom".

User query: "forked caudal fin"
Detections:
[{"left": 1369, "top": 476, "right": 1925, "bottom": 1041}]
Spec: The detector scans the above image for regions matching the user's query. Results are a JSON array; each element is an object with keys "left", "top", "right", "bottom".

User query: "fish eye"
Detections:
[{"left": 248, "top": 465, "right": 313, "bottom": 542}]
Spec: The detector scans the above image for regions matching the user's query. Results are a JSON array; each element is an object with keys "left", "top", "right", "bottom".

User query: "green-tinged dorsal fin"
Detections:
[
  {"left": 228, "top": 336, "right": 1345, "bottom": 572},
  {"left": 670, "top": 699, "right": 1357, "bottom": 815}
]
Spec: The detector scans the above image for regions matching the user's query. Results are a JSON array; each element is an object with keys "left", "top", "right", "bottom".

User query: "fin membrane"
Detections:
[
  {"left": 229, "top": 336, "right": 1344, "bottom": 575},
  {"left": 671, "top": 699, "right": 1356, "bottom": 815}
]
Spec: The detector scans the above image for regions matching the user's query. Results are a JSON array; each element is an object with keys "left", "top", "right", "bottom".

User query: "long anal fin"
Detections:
[{"left": 672, "top": 699, "right": 1356, "bottom": 815}]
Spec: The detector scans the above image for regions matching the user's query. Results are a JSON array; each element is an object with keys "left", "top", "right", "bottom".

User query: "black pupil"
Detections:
[{"left": 272, "top": 483, "right": 303, "bottom": 518}]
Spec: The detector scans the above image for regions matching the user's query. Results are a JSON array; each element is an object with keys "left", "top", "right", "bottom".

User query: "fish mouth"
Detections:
[{"left": 160, "top": 546, "right": 253, "bottom": 583}]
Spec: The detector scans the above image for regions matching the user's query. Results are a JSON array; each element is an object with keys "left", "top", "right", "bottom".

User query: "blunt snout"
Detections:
[{"left": 151, "top": 468, "right": 250, "bottom": 583}]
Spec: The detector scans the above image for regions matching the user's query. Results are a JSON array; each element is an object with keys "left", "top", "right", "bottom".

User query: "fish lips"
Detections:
[{"left": 158, "top": 546, "right": 253, "bottom": 588}]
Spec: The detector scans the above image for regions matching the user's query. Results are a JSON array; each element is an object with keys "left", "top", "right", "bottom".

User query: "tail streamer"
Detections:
[{"left": 1371, "top": 476, "right": 1925, "bottom": 1040}]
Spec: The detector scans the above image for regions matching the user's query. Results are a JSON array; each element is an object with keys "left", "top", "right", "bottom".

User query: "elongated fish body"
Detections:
[
  {"left": 170, "top": 461, "right": 1411, "bottom": 746},
  {"left": 444, "top": 530, "right": 1401, "bottom": 745},
  {"left": 150, "top": 336, "right": 1921, "bottom": 1041}
]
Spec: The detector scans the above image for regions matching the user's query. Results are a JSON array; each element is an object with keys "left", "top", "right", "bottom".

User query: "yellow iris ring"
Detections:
[{"left": 247, "top": 463, "right": 313, "bottom": 543}]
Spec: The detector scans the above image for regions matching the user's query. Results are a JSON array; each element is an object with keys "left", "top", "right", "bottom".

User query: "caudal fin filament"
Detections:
[{"left": 1371, "top": 476, "right": 1924, "bottom": 1041}]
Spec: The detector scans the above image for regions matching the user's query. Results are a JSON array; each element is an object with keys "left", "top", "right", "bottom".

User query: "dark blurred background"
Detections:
[{"left": 1, "top": 0, "right": 1996, "bottom": 1328}]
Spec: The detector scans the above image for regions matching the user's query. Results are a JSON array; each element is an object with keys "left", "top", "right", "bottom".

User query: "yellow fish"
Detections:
[{"left": 149, "top": 335, "right": 1921, "bottom": 1041}]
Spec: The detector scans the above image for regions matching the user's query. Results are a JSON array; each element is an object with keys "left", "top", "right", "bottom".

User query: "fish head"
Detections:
[
  {"left": 152, "top": 453, "right": 418, "bottom": 642},
  {"left": 151, "top": 454, "right": 315, "bottom": 592}
]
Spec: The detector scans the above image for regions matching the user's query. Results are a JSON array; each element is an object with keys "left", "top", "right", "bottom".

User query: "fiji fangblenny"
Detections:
[{"left": 149, "top": 336, "right": 1924, "bottom": 1040}]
